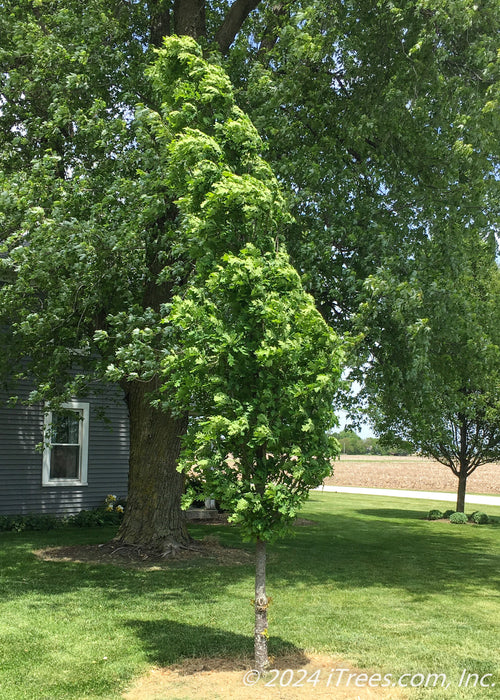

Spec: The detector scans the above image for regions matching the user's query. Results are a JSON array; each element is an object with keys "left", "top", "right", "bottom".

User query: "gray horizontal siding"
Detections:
[{"left": 0, "top": 381, "right": 129, "bottom": 515}]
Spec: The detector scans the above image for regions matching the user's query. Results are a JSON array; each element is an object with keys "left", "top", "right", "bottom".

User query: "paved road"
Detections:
[{"left": 316, "top": 485, "right": 500, "bottom": 507}]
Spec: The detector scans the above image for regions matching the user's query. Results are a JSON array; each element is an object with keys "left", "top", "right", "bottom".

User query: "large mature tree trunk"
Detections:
[
  {"left": 174, "top": 0, "right": 206, "bottom": 38},
  {"left": 115, "top": 379, "right": 191, "bottom": 554},
  {"left": 150, "top": 0, "right": 263, "bottom": 52},
  {"left": 254, "top": 538, "right": 269, "bottom": 672}
]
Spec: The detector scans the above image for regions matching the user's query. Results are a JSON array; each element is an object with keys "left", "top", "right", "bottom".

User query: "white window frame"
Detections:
[{"left": 42, "top": 401, "right": 90, "bottom": 486}]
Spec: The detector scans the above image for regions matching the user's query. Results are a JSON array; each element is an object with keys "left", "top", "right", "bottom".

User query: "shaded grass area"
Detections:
[{"left": 0, "top": 493, "right": 498, "bottom": 699}]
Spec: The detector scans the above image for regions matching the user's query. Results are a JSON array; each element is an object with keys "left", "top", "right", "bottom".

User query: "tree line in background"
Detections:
[{"left": 332, "top": 431, "right": 412, "bottom": 456}]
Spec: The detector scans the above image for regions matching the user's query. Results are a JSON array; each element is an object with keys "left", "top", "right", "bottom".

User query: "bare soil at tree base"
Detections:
[{"left": 122, "top": 653, "right": 407, "bottom": 700}]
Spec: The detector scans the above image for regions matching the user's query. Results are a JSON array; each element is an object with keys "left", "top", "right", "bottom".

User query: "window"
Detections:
[{"left": 43, "top": 401, "right": 89, "bottom": 486}]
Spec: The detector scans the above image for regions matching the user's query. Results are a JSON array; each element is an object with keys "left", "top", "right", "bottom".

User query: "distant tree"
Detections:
[
  {"left": 332, "top": 431, "right": 411, "bottom": 455},
  {"left": 359, "top": 231, "right": 500, "bottom": 512},
  {"left": 362, "top": 438, "right": 380, "bottom": 455},
  {"left": 147, "top": 245, "right": 344, "bottom": 671},
  {"left": 334, "top": 430, "right": 365, "bottom": 455}
]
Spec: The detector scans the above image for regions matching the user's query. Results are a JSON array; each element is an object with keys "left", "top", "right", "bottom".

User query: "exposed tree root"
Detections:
[{"left": 34, "top": 537, "right": 252, "bottom": 568}]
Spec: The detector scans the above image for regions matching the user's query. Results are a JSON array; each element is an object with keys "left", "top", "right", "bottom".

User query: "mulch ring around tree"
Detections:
[
  {"left": 33, "top": 519, "right": 315, "bottom": 569},
  {"left": 33, "top": 537, "right": 252, "bottom": 569}
]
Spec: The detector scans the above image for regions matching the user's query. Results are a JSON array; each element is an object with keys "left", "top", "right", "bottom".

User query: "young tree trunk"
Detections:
[
  {"left": 456, "top": 468, "right": 468, "bottom": 513},
  {"left": 115, "top": 379, "right": 191, "bottom": 554},
  {"left": 456, "top": 419, "right": 469, "bottom": 513},
  {"left": 254, "top": 537, "right": 269, "bottom": 672}
]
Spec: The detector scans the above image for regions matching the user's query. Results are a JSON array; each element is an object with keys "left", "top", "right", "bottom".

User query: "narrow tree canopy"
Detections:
[{"left": 155, "top": 244, "right": 344, "bottom": 541}]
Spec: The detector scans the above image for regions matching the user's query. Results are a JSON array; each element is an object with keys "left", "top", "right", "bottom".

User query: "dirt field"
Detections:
[{"left": 324, "top": 455, "right": 500, "bottom": 494}]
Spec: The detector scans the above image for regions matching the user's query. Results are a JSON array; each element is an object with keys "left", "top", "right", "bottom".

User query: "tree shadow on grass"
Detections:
[
  {"left": 268, "top": 501, "right": 500, "bottom": 595},
  {"left": 357, "top": 508, "right": 500, "bottom": 525},
  {"left": 356, "top": 508, "right": 431, "bottom": 520},
  {"left": 0, "top": 549, "right": 254, "bottom": 605},
  {"left": 1, "top": 499, "right": 499, "bottom": 603},
  {"left": 125, "top": 618, "right": 305, "bottom": 668}
]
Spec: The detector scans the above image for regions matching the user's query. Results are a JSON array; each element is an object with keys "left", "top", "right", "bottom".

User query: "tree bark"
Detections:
[
  {"left": 254, "top": 537, "right": 269, "bottom": 672},
  {"left": 456, "top": 468, "right": 468, "bottom": 513},
  {"left": 173, "top": 0, "right": 206, "bottom": 39},
  {"left": 215, "top": 0, "right": 262, "bottom": 54},
  {"left": 115, "top": 379, "right": 191, "bottom": 554},
  {"left": 148, "top": 0, "right": 171, "bottom": 48}
]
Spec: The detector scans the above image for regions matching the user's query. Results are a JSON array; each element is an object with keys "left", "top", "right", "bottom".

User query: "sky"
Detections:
[{"left": 336, "top": 410, "right": 375, "bottom": 439}]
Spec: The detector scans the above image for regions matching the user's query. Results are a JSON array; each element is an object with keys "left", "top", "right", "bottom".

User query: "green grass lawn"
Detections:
[{"left": 0, "top": 493, "right": 498, "bottom": 699}]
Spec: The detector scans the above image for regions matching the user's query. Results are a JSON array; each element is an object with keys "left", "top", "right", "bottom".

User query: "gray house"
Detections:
[{"left": 0, "top": 380, "right": 129, "bottom": 516}]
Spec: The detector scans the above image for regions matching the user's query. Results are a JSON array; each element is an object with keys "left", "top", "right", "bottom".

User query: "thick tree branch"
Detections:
[
  {"left": 215, "top": 0, "right": 262, "bottom": 54},
  {"left": 148, "top": 0, "right": 171, "bottom": 47},
  {"left": 173, "top": 0, "right": 206, "bottom": 39},
  {"left": 32, "top": 6, "right": 49, "bottom": 35}
]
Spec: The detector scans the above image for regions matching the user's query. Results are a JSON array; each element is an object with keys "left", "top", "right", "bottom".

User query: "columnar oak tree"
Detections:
[
  {"left": 96, "top": 46, "right": 343, "bottom": 665},
  {"left": 150, "top": 245, "right": 343, "bottom": 669}
]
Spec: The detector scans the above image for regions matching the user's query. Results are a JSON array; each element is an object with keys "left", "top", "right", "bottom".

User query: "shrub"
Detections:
[
  {"left": 0, "top": 515, "right": 26, "bottom": 532},
  {"left": 442, "top": 509, "right": 455, "bottom": 519},
  {"left": 69, "top": 506, "right": 125, "bottom": 527},
  {"left": 0, "top": 499, "right": 125, "bottom": 532},
  {"left": 449, "top": 511, "right": 468, "bottom": 524},
  {"left": 68, "top": 509, "right": 106, "bottom": 528},
  {"left": 427, "top": 509, "right": 444, "bottom": 520},
  {"left": 469, "top": 511, "right": 489, "bottom": 525},
  {"left": 23, "top": 514, "right": 63, "bottom": 531},
  {"left": 0, "top": 513, "right": 63, "bottom": 532},
  {"left": 185, "top": 475, "right": 208, "bottom": 508}
]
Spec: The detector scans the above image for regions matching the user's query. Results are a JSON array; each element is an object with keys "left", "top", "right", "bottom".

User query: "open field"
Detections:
[
  {"left": 325, "top": 455, "right": 500, "bottom": 494},
  {"left": 0, "top": 493, "right": 499, "bottom": 700}
]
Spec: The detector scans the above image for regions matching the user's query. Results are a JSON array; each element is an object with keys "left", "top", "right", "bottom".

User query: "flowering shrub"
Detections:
[
  {"left": 104, "top": 494, "right": 125, "bottom": 515},
  {"left": 105, "top": 494, "right": 117, "bottom": 511}
]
